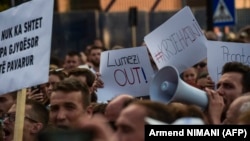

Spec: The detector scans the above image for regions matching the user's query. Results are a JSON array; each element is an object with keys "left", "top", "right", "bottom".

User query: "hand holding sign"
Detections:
[{"left": 92, "top": 72, "right": 104, "bottom": 92}]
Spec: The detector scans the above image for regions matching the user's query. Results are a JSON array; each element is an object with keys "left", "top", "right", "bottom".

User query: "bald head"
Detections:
[
  {"left": 105, "top": 94, "right": 134, "bottom": 122},
  {"left": 223, "top": 94, "right": 250, "bottom": 124}
]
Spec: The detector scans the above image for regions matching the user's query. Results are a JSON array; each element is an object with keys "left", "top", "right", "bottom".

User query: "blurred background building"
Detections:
[{"left": 1, "top": 0, "right": 250, "bottom": 58}]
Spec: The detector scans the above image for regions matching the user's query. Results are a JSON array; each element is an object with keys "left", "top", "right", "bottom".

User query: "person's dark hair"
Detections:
[
  {"left": 91, "top": 92, "right": 98, "bottom": 103},
  {"left": 186, "top": 104, "right": 208, "bottom": 124},
  {"left": 89, "top": 45, "right": 105, "bottom": 53},
  {"left": 53, "top": 78, "right": 91, "bottom": 109},
  {"left": 64, "top": 51, "right": 82, "bottom": 64},
  {"left": 92, "top": 103, "right": 107, "bottom": 115},
  {"left": 9, "top": 91, "right": 17, "bottom": 100},
  {"left": 49, "top": 70, "right": 68, "bottom": 80},
  {"left": 26, "top": 99, "right": 49, "bottom": 127},
  {"left": 122, "top": 98, "right": 138, "bottom": 108},
  {"left": 50, "top": 55, "right": 63, "bottom": 68},
  {"left": 237, "top": 25, "right": 250, "bottom": 42},
  {"left": 222, "top": 62, "right": 250, "bottom": 93},
  {"left": 131, "top": 100, "right": 176, "bottom": 124},
  {"left": 66, "top": 51, "right": 81, "bottom": 58},
  {"left": 0, "top": 121, "right": 2, "bottom": 140},
  {"left": 68, "top": 68, "right": 96, "bottom": 87},
  {"left": 196, "top": 71, "right": 209, "bottom": 83}
]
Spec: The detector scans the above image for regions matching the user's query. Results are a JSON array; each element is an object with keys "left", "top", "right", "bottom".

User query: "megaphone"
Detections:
[{"left": 149, "top": 65, "right": 208, "bottom": 109}]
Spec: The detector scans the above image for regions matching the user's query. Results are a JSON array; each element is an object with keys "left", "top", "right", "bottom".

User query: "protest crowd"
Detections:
[
  {"left": 1, "top": 26, "right": 250, "bottom": 141},
  {"left": 1, "top": 2, "right": 250, "bottom": 141}
]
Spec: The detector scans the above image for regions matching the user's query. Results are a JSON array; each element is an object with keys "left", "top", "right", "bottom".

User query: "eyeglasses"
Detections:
[
  {"left": 193, "top": 62, "right": 207, "bottom": 68},
  {"left": 25, "top": 116, "right": 38, "bottom": 123},
  {"left": 2, "top": 113, "right": 15, "bottom": 122},
  {"left": 2, "top": 113, "right": 38, "bottom": 123}
]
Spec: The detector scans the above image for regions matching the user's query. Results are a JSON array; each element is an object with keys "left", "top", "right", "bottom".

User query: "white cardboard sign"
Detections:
[
  {"left": 0, "top": 0, "right": 54, "bottom": 95},
  {"left": 144, "top": 6, "right": 207, "bottom": 73},
  {"left": 97, "top": 46, "right": 154, "bottom": 102},
  {"left": 207, "top": 41, "right": 250, "bottom": 84}
]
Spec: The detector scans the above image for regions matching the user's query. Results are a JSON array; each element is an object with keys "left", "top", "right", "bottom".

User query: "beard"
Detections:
[{"left": 91, "top": 61, "right": 100, "bottom": 67}]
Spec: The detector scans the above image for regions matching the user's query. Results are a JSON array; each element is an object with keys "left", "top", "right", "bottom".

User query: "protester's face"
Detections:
[
  {"left": 49, "top": 91, "right": 86, "bottom": 129},
  {"left": 216, "top": 72, "right": 243, "bottom": 111},
  {"left": 182, "top": 67, "right": 197, "bottom": 85},
  {"left": 88, "top": 49, "right": 102, "bottom": 67},
  {"left": 39, "top": 83, "right": 49, "bottom": 104},
  {"left": 23, "top": 105, "right": 40, "bottom": 141},
  {"left": 115, "top": 104, "right": 146, "bottom": 141},
  {"left": 0, "top": 93, "right": 15, "bottom": 118},
  {"left": 3, "top": 104, "right": 40, "bottom": 141},
  {"left": 2, "top": 104, "right": 15, "bottom": 141},
  {"left": 47, "top": 74, "right": 61, "bottom": 97},
  {"left": 64, "top": 55, "right": 81, "bottom": 71}
]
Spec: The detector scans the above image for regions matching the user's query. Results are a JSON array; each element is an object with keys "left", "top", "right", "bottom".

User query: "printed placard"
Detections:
[{"left": 0, "top": 0, "right": 54, "bottom": 95}]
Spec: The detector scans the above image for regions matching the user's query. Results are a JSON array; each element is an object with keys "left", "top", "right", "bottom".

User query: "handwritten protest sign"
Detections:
[
  {"left": 0, "top": 0, "right": 54, "bottom": 95},
  {"left": 144, "top": 6, "right": 207, "bottom": 73},
  {"left": 207, "top": 41, "right": 250, "bottom": 84},
  {"left": 97, "top": 46, "right": 154, "bottom": 102}
]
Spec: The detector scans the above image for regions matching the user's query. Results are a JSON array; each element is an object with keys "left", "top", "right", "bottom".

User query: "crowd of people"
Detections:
[{"left": 0, "top": 26, "right": 250, "bottom": 141}]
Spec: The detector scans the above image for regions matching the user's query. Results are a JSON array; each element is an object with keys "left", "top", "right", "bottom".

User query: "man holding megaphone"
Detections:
[
  {"left": 204, "top": 61, "right": 250, "bottom": 124},
  {"left": 150, "top": 61, "right": 250, "bottom": 125}
]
